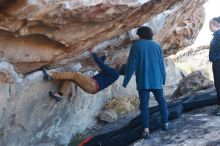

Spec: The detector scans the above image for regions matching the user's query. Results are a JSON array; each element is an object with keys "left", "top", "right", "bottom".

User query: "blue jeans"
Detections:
[
  {"left": 92, "top": 53, "right": 119, "bottom": 91},
  {"left": 138, "top": 89, "right": 168, "bottom": 129}
]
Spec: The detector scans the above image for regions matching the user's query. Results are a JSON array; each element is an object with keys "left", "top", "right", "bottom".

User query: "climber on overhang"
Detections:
[{"left": 42, "top": 48, "right": 126, "bottom": 101}]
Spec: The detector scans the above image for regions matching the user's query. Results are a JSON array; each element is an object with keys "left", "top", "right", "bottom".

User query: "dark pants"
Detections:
[
  {"left": 213, "top": 60, "right": 220, "bottom": 105},
  {"left": 138, "top": 89, "right": 168, "bottom": 129}
]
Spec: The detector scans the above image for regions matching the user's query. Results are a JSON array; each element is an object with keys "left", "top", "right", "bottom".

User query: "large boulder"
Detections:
[
  {"left": 104, "top": 96, "right": 139, "bottom": 115},
  {"left": 165, "top": 58, "right": 185, "bottom": 85},
  {"left": 0, "top": 71, "right": 112, "bottom": 146},
  {"left": 163, "top": 58, "right": 185, "bottom": 97},
  {"left": 0, "top": 0, "right": 208, "bottom": 145},
  {"left": 172, "top": 70, "right": 213, "bottom": 99},
  {"left": 99, "top": 109, "right": 118, "bottom": 123},
  {"left": 0, "top": 0, "right": 207, "bottom": 73},
  {"left": 0, "top": 69, "right": 139, "bottom": 146},
  {"left": 172, "top": 45, "right": 212, "bottom": 79}
]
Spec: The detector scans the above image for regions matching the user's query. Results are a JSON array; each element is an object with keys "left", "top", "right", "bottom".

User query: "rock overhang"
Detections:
[{"left": 0, "top": 0, "right": 207, "bottom": 75}]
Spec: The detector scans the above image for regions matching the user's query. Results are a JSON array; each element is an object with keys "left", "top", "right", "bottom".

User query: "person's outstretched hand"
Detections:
[{"left": 88, "top": 48, "right": 94, "bottom": 54}]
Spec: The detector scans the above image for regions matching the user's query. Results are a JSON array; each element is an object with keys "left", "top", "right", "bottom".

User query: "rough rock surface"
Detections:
[
  {"left": 131, "top": 106, "right": 220, "bottom": 146},
  {"left": 0, "top": 0, "right": 206, "bottom": 74},
  {"left": 172, "top": 70, "right": 213, "bottom": 99},
  {"left": 0, "top": 61, "right": 22, "bottom": 83},
  {"left": 0, "top": 70, "right": 138, "bottom": 146},
  {"left": 0, "top": 0, "right": 208, "bottom": 146},
  {"left": 0, "top": 62, "right": 181, "bottom": 146},
  {"left": 99, "top": 109, "right": 118, "bottom": 123},
  {"left": 105, "top": 96, "right": 139, "bottom": 115},
  {"left": 163, "top": 58, "right": 185, "bottom": 97},
  {"left": 165, "top": 58, "right": 184, "bottom": 85},
  {"left": 172, "top": 45, "right": 212, "bottom": 79},
  {"left": 156, "top": 0, "right": 206, "bottom": 56}
]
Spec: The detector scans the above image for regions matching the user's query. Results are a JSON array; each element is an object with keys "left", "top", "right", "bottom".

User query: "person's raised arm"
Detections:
[
  {"left": 88, "top": 48, "right": 112, "bottom": 73},
  {"left": 88, "top": 48, "right": 104, "bottom": 68}
]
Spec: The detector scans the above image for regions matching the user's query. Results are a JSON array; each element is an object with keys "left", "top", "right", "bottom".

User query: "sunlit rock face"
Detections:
[
  {"left": 0, "top": 70, "right": 138, "bottom": 146},
  {"left": 0, "top": 0, "right": 208, "bottom": 146},
  {"left": 0, "top": 61, "right": 22, "bottom": 83},
  {"left": 0, "top": 0, "right": 206, "bottom": 74},
  {"left": 156, "top": 0, "right": 206, "bottom": 56}
]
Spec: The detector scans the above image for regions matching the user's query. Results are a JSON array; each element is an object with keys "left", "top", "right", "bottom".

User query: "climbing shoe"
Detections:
[
  {"left": 42, "top": 67, "right": 52, "bottom": 81},
  {"left": 49, "top": 91, "right": 63, "bottom": 102},
  {"left": 212, "top": 106, "right": 220, "bottom": 116},
  {"left": 162, "top": 123, "right": 175, "bottom": 131},
  {"left": 162, "top": 123, "right": 169, "bottom": 131},
  {"left": 142, "top": 131, "right": 150, "bottom": 140}
]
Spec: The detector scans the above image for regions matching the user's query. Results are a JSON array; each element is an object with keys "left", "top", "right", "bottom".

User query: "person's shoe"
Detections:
[
  {"left": 42, "top": 67, "right": 52, "bottom": 81},
  {"left": 212, "top": 106, "right": 220, "bottom": 116},
  {"left": 162, "top": 123, "right": 175, "bottom": 131},
  {"left": 49, "top": 91, "right": 63, "bottom": 102},
  {"left": 162, "top": 123, "right": 169, "bottom": 131},
  {"left": 142, "top": 131, "right": 150, "bottom": 140}
]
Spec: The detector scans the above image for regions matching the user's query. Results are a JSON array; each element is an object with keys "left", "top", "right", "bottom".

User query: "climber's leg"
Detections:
[{"left": 51, "top": 72, "right": 98, "bottom": 94}]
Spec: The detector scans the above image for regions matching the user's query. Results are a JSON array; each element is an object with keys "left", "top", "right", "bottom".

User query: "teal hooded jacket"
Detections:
[{"left": 123, "top": 40, "right": 166, "bottom": 89}]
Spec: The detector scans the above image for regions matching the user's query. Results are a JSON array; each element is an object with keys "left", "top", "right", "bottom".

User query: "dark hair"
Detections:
[
  {"left": 136, "top": 26, "right": 153, "bottom": 40},
  {"left": 213, "top": 16, "right": 220, "bottom": 24}
]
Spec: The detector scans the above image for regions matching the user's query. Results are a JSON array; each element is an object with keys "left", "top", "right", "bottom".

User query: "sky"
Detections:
[{"left": 193, "top": 0, "right": 220, "bottom": 46}]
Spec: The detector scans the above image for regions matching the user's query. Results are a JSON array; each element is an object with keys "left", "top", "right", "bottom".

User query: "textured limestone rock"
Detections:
[
  {"left": 165, "top": 58, "right": 184, "bottom": 85},
  {"left": 0, "top": 61, "right": 22, "bottom": 83},
  {"left": 0, "top": 68, "right": 139, "bottom": 146},
  {"left": 162, "top": 58, "right": 185, "bottom": 97},
  {"left": 172, "top": 45, "right": 212, "bottom": 79},
  {"left": 0, "top": 0, "right": 206, "bottom": 73},
  {"left": 0, "top": 0, "right": 208, "bottom": 146},
  {"left": 99, "top": 109, "right": 118, "bottom": 123},
  {"left": 111, "top": 76, "right": 138, "bottom": 97},
  {"left": 156, "top": 0, "right": 207, "bottom": 56},
  {"left": 0, "top": 70, "right": 109, "bottom": 146},
  {"left": 105, "top": 96, "right": 139, "bottom": 115},
  {"left": 172, "top": 70, "right": 213, "bottom": 99}
]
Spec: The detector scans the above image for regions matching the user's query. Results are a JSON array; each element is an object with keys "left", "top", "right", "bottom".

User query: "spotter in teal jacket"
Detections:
[{"left": 123, "top": 39, "right": 166, "bottom": 89}]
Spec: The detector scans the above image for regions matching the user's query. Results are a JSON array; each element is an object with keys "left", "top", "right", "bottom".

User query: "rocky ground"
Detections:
[
  {"left": 70, "top": 104, "right": 220, "bottom": 146},
  {"left": 132, "top": 105, "right": 220, "bottom": 146}
]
